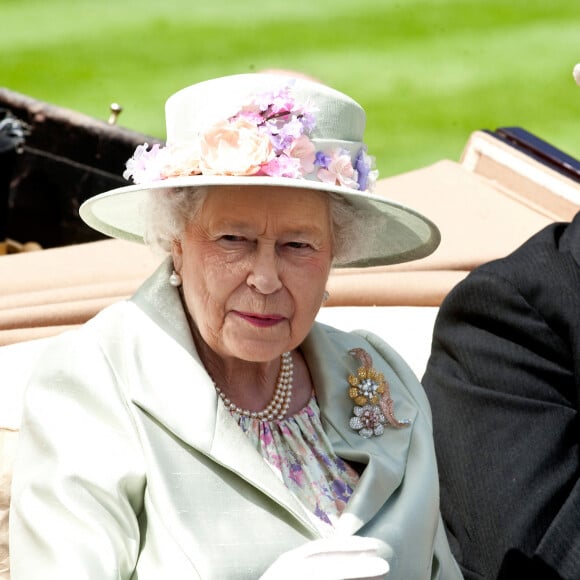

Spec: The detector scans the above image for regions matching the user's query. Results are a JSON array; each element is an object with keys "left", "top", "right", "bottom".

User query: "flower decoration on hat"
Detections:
[
  {"left": 123, "top": 83, "right": 378, "bottom": 192},
  {"left": 347, "top": 348, "right": 410, "bottom": 438}
]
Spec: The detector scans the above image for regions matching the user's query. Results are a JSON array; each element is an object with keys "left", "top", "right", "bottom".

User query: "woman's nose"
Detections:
[{"left": 246, "top": 246, "right": 283, "bottom": 295}]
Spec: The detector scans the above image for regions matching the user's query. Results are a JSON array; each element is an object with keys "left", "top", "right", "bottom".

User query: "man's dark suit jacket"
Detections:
[{"left": 422, "top": 211, "right": 580, "bottom": 580}]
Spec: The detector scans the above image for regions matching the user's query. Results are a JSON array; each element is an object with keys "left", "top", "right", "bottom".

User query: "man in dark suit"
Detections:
[{"left": 422, "top": 211, "right": 580, "bottom": 580}]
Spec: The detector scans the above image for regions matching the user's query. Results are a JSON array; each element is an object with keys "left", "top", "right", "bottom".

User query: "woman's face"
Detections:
[{"left": 172, "top": 186, "right": 334, "bottom": 363}]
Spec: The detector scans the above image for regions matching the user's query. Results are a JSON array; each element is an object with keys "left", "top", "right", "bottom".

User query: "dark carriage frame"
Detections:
[{"left": 0, "top": 88, "right": 162, "bottom": 250}]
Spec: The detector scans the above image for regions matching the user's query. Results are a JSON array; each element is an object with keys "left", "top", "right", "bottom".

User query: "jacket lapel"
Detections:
[{"left": 301, "top": 323, "right": 417, "bottom": 535}]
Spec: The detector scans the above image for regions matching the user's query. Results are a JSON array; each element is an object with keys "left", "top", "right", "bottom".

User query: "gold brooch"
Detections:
[{"left": 347, "top": 348, "right": 410, "bottom": 438}]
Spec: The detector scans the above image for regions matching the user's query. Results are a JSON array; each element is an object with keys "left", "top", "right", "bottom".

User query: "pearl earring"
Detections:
[{"left": 169, "top": 270, "right": 182, "bottom": 287}]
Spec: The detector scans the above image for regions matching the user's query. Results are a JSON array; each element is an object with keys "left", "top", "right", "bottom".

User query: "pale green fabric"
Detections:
[{"left": 10, "top": 260, "right": 462, "bottom": 579}]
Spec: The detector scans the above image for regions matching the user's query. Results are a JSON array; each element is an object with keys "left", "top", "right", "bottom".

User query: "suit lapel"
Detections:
[{"left": 301, "top": 323, "right": 417, "bottom": 535}]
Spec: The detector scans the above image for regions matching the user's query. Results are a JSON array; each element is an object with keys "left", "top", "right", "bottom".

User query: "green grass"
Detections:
[{"left": 1, "top": 0, "right": 579, "bottom": 177}]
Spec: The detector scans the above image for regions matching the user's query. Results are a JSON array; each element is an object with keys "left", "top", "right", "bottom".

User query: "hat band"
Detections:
[{"left": 123, "top": 137, "right": 378, "bottom": 192}]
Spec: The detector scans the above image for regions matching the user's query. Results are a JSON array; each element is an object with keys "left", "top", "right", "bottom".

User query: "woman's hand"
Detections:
[{"left": 260, "top": 536, "right": 389, "bottom": 579}]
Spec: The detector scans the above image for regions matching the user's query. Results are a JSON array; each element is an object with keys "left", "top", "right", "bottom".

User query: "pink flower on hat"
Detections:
[
  {"left": 260, "top": 154, "right": 302, "bottom": 178},
  {"left": 288, "top": 134, "right": 316, "bottom": 174},
  {"left": 316, "top": 149, "right": 358, "bottom": 189},
  {"left": 259, "top": 134, "right": 316, "bottom": 178},
  {"left": 123, "top": 143, "right": 164, "bottom": 183},
  {"left": 354, "top": 148, "right": 379, "bottom": 192},
  {"left": 199, "top": 118, "right": 274, "bottom": 175}
]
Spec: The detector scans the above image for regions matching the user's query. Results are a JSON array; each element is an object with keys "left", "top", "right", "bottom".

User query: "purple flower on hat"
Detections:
[
  {"left": 267, "top": 115, "right": 303, "bottom": 151},
  {"left": 354, "top": 147, "right": 378, "bottom": 192},
  {"left": 314, "top": 151, "right": 331, "bottom": 169}
]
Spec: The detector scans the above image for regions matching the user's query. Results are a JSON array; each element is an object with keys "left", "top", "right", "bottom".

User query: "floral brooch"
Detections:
[{"left": 347, "top": 348, "right": 411, "bottom": 438}]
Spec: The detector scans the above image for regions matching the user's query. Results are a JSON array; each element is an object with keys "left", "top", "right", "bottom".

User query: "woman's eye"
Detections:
[
  {"left": 285, "top": 241, "right": 312, "bottom": 250},
  {"left": 220, "top": 235, "right": 246, "bottom": 243}
]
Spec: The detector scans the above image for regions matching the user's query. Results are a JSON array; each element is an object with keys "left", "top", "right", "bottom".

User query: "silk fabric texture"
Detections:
[{"left": 10, "top": 259, "right": 461, "bottom": 579}]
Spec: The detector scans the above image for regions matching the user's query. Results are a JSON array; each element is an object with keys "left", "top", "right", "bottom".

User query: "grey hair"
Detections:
[
  {"left": 142, "top": 187, "right": 209, "bottom": 253},
  {"left": 326, "top": 192, "right": 370, "bottom": 266},
  {"left": 142, "top": 186, "right": 369, "bottom": 265}
]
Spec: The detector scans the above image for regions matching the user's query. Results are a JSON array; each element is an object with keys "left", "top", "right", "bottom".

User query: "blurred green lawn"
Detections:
[{"left": 1, "top": 0, "right": 579, "bottom": 177}]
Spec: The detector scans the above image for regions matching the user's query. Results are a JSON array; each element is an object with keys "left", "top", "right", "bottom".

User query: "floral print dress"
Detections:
[{"left": 232, "top": 395, "right": 360, "bottom": 533}]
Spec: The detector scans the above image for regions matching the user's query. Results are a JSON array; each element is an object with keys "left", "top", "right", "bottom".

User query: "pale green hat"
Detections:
[{"left": 80, "top": 73, "right": 440, "bottom": 267}]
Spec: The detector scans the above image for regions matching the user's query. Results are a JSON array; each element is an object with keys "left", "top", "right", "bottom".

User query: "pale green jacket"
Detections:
[{"left": 10, "top": 261, "right": 462, "bottom": 579}]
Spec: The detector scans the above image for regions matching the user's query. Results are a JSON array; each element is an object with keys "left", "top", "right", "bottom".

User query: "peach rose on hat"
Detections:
[{"left": 199, "top": 118, "right": 274, "bottom": 176}]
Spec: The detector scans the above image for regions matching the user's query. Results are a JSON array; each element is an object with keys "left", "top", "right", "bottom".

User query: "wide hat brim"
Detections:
[{"left": 79, "top": 175, "right": 440, "bottom": 268}]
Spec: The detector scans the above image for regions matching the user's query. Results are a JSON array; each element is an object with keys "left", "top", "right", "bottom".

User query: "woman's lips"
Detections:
[{"left": 233, "top": 311, "right": 285, "bottom": 328}]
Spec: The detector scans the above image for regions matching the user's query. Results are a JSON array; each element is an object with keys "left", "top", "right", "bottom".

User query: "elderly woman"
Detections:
[{"left": 9, "top": 74, "right": 462, "bottom": 579}]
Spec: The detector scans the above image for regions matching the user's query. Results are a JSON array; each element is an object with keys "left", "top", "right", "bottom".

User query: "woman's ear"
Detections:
[{"left": 171, "top": 240, "right": 183, "bottom": 272}]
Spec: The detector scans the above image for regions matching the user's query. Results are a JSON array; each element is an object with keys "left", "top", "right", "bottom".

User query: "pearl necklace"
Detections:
[{"left": 215, "top": 352, "right": 294, "bottom": 421}]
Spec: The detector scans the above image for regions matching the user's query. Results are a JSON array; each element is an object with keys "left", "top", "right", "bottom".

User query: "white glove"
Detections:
[{"left": 260, "top": 535, "right": 389, "bottom": 579}]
